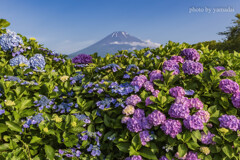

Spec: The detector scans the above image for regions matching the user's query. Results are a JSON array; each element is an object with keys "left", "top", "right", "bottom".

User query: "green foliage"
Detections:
[{"left": 1, "top": 18, "right": 240, "bottom": 160}]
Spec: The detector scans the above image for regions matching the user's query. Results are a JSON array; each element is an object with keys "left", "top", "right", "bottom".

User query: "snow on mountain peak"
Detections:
[{"left": 111, "top": 31, "right": 129, "bottom": 38}]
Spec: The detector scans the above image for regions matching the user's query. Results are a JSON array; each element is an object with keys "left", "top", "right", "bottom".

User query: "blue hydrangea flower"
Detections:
[
  {"left": 144, "top": 50, "right": 152, "bottom": 57},
  {"left": 123, "top": 74, "right": 130, "bottom": 79},
  {"left": 0, "top": 29, "right": 23, "bottom": 52},
  {"left": 115, "top": 54, "right": 128, "bottom": 58},
  {"left": 87, "top": 144, "right": 101, "bottom": 156},
  {"left": 9, "top": 55, "right": 30, "bottom": 68},
  {"left": 23, "top": 113, "right": 44, "bottom": 129},
  {"left": 53, "top": 102, "right": 73, "bottom": 113},
  {"left": 34, "top": 95, "right": 54, "bottom": 111},
  {"left": 115, "top": 98, "right": 125, "bottom": 108},
  {"left": 109, "top": 82, "right": 135, "bottom": 96},
  {"left": 126, "top": 64, "right": 139, "bottom": 72},
  {"left": 0, "top": 105, "right": 5, "bottom": 115},
  {"left": 29, "top": 54, "right": 46, "bottom": 70},
  {"left": 74, "top": 114, "right": 91, "bottom": 124},
  {"left": 70, "top": 73, "right": 85, "bottom": 85},
  {"left": 185, "top": 89, "right": 195, "bottom": 96},
  {"left": 136, "top": 69, "right": 150, "bottom": 74},
  {"left": 99, "top": 63, "right": 121, "bottom": 72},
  {"left": 96, "top": 97, "right": 116, "bottom": 110},
  {"left": 4, "top": 76, "right": 21, "bottom": 82}
]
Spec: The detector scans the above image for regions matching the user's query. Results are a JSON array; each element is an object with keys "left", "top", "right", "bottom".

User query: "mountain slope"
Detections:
[{"left": 68, "top": 31, "right": 159, "bottom": 58}]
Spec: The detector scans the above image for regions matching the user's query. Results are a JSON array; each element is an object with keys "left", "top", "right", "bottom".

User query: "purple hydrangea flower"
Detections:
[
  {"left": 221, "top": 70, "right": 236, "bottom": 77},
  {"left": 214, "top": 66, "right": 225, "bottom": 71},
  {"left": 194, "top": 110, "right": 210, "bottom": 123},
  {"left": 161, "top": 119, "right": 182, "bottom": 138},
  {"left": 182, "top": 60, "right": 203, "bottom": 75},
  {"left": 149, "top": 70, "right": 163, "bottom": 82},
  {"left": 121, "top": 116, "right": 131, "bottom": 124},
  {"left": 131, "top": 75, "right": 147, "bottom": 89},
  {"left": 147, "top": 110, "right": 166, "bottom": 126},
  {"left": 168, "top": 101, "right": 190, "bottom": 119},
  {"left": 0, "top": 109, "right": 5, "bottom": 115},
  {"left": 169, "top": 86, "right": 185, "bottom": 98},
  {"left": 125, "top": 95, "right": 141, "bottom": 106},
  {"left": 183, "top": 115, "right": 204, "bottom": 131},
  {"left": 219, "top": 114, "right": 239, "bottom": 131},
  {"left": 162, "top": 60, "right": 180, "bottom": 75},
  {"left": 175, "top": 152, "right": 187, "bottom": 160},
  {"left": 127, "top": 118, "right": 143, "bottom": 133},
  {"left": 139, "top": 130, "right": 151, "bottom": 145},
  {"left": 170, "top": 56, "right": 184, "bottom": 63},
  {"left": 188, "top": 98, "right": 203, "bottom": 110},
  {"left": 185, "top": 151, "right": 200, "bottom": 160},
  {"left": 59, "top": 149, "right": 65, "bottom": 155},
  {"left": 152, "top": 90, "right": 160, "bottom": 97},
  {"left": 145, "top": 97, "right": 154, "bottom": 106},
  {"left": 219, "top": 79, "right": 239, "bottom": 94},
  {"left": 231, "top": 91, "right": 240, "bottom": 108},
  {"left": 131, "top": 155, "right": 143, "bottom": 160},
  {"left": 76, "top": 150, "right": 81, "bottom": 157},
  {"left": 143, "top": 81, "right": 154, "bottom": 92},
  {"left": 180, "top": 48, "right": 200, "bottom": 62},
  {"left": 72, "top": 54, "right": 93, "bottom": 64},
  {"left": 201, "top": 131, "right": 215, "bottom": 145},
  {"left": 133, "top": 109, "right": 145, "bottom": 119},
  {"left": 141, "top": 117, "right": 153, "bottom": 130}
]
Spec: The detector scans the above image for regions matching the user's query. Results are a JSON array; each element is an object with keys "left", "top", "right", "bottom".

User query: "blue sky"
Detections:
[{"left": 0, "top": 0, "right": 239, "bottom": 54}]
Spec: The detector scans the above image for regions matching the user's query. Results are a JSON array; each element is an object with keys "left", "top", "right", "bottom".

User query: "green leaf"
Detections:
[
  {"left": 129, "top": 146, "right": 138, "bottom": 156},
  {"left": 178, "top": 144, "right": 188, "bottom": 158},
  {"left": 213, "top": 136, "right": 223, "bottom": 144},
  {"left": 0, "top": 19, "right": 10, "bottom": 28},
  {"left": 140, "top": 90, "right": 148, "bottom": 100},
  {"left": 0, "top": 123, "right": 8, "bottom": 133},
  {"left": 116, "top": 143, "right": 130, "bottom": 153},
  {"left": 104, "top": 114, "right": 112, "bottom": 128},
  {"left": 186, "top": 140, "right": 200, "bottom": 150},
  {"left": 222, "top": 145, "right": 233, "bottom": 158},
  {"left": 191, "top": 130, "right": 201, "bottom": 142},
  {"left": 44, "top": 145, "right": 55, "bottom": 160},
  {"left": 183, "top": 131, "right": 192, "bottom": 143},
  {"left": 132, "top": 134, "right": 142, "bottom": 151},
  {"left": 138, "top": 147, "right": 158, "bottom": 160},
  {"left": 30, "top": 136, "right": 42, "bottom": 144},
  {"left": 5, "top": 121, "right": 22, "bottom": 133},
  {"left": 0, "top": 143, "right": 9, "bottom": 151},
  {"left": 19, "top": 99, "right": 32, "bottom": 111}
]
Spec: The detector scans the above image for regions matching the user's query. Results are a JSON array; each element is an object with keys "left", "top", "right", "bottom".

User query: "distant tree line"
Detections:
[{"left": 192, "top": 14, "right": 240, "bottom": 52}]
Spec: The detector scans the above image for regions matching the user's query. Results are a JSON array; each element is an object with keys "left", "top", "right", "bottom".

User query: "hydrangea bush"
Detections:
[{"left": 1, "top": 19, "right": 240, "bottom": 160}]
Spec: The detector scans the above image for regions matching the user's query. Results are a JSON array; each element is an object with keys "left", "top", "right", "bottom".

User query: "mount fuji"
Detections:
[{"left": 68, "top": 31, "right": 160, "bottom": 58}]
